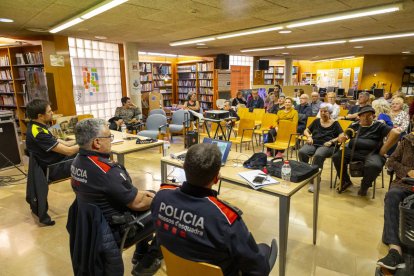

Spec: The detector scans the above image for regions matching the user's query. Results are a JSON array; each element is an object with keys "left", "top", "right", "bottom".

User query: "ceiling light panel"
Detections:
[
  {"left": 170, "top": 37, "right": 215, "bottom": 46},
  {"left": 240, "top": 46, "right": 285, "bottom": 53},
  {"left": 287, "top": 40, "right": 346, "bottom": 48},
  {"left": 81, "top": 0, "right": 129, "bottom": 19},
  {"left": 349, "top": 32, "right": 414, "bottom": 42},
  {"left": 216, "top": 26, "right": 283, "bottom": 39},
  {"left": 50, "top": 18, "right": 83, "bottom": 33}
]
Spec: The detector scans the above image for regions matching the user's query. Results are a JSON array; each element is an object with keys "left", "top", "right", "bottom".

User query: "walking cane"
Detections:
[{"left": 337, "top": 142, "right": 346, "bottom": 193}]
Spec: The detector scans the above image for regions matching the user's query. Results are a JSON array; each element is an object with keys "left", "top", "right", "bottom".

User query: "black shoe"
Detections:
[
  {"left": 377, "top": 249, "right": 405, "bottom": 270},
  {"left": 358, "top": 187, "right": 368, "bottom": 196},
  {"left": 40, "top": 220, "right": 56, "bottom": 226},
  {"left": 132, "top": 258, "right": 161, "bottom": 276},
  {"left": 338, "top": 180, "right": 352, "bottom": 193}
]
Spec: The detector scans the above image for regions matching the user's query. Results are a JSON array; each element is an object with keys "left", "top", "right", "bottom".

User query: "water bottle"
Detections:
[
  {"left": 121, "top": 124, "right": 127, "bottom": 139},
  {"left": 163, "top": 137, "right": 170, "bottom": 157},
  {"left": 281, "top": 161, "right": 291, "bottom": 188}
]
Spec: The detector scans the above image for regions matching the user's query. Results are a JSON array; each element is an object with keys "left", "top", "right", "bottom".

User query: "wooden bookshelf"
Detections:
[
  {"left": 139, "top": 62, "right": 152, "bottom": 92},
  {"left": 152, "top": 63, "right": 173, "bottom": 107},
  {"left": 197, "top": 61, "right": 214, "bottom": 111},
  {"left": 176, "top": 63, "right": 197, "bottom": 106}
]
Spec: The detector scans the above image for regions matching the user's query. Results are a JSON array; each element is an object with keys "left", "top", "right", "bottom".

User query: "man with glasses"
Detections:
[
  {"left": 70, "top": 118, "right": 161, "bottom": 275},
  {"left": 295, "top": 94, "right": 312, "bottom": 134}
]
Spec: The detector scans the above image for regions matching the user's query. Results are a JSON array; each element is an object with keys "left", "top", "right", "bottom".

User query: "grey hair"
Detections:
[
  {"left": 75, "top": 118, "right": 107, "bottom": 147},
  {"left": 320, "top": 102, "right": 333, "bottom": 113}
]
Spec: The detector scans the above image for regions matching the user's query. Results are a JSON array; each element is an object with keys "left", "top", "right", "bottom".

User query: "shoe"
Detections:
[
  {"left": 338, "top": 180, "right": 352, "bottom": 193},
  {"left": 377, "top": 249, "right": 405, "bottom": 270},
  {"left": 308, "top": 184, "right": 314, "bottom": 193},
  {"left": 132, "top": 252, "right": 144, "bottom": 265},
  {"left": 275, "top": 152, "right": 284, "bottom": 159},
  {"left": 132, "top": 258, "right": 161, "bottom": 276},
  {"left": 358, "top": 187, "right": 369, "bottom": 196}
]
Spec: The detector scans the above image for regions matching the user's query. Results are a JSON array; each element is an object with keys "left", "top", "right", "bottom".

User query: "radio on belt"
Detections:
[{"left": 205, "top": 110, "right": 229, "bottom": 120}]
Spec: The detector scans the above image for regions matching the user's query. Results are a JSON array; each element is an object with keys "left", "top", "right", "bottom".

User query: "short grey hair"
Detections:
[
  {"left": 75, "top": 118, "right": 107, "bottom": 147},
  {"left": 320, "top": 103, "right": 333, "bottom": 113}
]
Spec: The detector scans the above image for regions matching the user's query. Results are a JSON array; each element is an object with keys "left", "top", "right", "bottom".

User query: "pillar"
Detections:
[
  {"left": 123, "top": 42, "right": 142, "bottom": 112},
  {"left": 284, "top": 58, "right": 293, "bottom": 86}
]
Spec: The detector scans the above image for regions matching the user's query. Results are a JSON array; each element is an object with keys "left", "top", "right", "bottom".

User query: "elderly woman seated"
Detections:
[
  {"left": 377, "top": 132, "right": 414, "bottom": 271},
  {"left": 298, "top": 103, "right": 342, "bottom": 192},
  {"left": 390, "top": 96, "right": 410, "bottom": 134}
]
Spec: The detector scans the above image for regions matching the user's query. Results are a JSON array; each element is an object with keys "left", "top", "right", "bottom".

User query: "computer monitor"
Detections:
[
  {"left": 318, "top": 88, "right": 327, "bottom": 98},
  {"left": 336, "top": 88, "right": 345, "bottom": 97},
  {"left": 373, "top": 88, "right": 384, "bottom": 98},
  {"left": 202, "top": 137, "right": 232, "bottom": 166},
  {"left": 347, "top": 88, "right": 355, "bottom": 98}
]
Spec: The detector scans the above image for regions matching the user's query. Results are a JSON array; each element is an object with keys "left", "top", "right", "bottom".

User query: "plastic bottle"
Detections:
[
  {"left": 281, "top": 161, "right": 291, "bottom": 188},
  {"left": 121, "top": 124, "right": 127, "bottom": 139},
  {"left": 163, "top": 137, "right": 170, "bottom": 157}
]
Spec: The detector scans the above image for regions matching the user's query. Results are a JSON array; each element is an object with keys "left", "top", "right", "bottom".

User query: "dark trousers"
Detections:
[
  {"left": 382, "top": 187, "right": 414, "bottom": 246},
  {"left": 299, "top": 145, "right": 334, "bottom": 169},
  {"left": 332, "top": 148, "right": 386, "bottom": 189}
]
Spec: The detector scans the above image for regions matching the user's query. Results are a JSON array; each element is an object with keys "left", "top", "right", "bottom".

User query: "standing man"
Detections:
[
  {"left": 26, "top": 99, "right": 79, "bottom": 225},
  {"left": 114, "top": 96, "right": 142, "bottom": 131},
  {"left": 310, "top": 92, "right": 322, "bottom": 116},
  {"left": 246, "top": 90, "right": 264, "bottom": 110},
  {"left": 70, "top": 118, "right": 161, "bottom": 275},
  {"left": 151, "top": 143, "right": 276, "bottom": 275}
]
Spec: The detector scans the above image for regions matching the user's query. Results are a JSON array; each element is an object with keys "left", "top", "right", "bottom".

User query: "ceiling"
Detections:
[{"left": 1, "top": 0, "right": 414, "bottom": 60}]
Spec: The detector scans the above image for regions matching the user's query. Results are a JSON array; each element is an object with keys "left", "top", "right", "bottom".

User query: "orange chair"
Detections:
[
  {"left": 229, "top": 118, "right": 255, "bottom": 152},
  {"left": 264, "top": 120, "right": 299, "bottom": 159}
]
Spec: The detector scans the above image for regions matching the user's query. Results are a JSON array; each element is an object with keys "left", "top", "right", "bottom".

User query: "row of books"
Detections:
[
  {"left": 264, "top": 80, "right": 273, "bottom": 85},
  {"left": 153, "top": 74, "right": 171, "bottom": 80},
  {"left": 178, "top": 80, "right": 196, "bottom": 87},
  {"left": 178, "top": 87, "right": 196, "bottom": 94},
  {"left": 15, "top": 52, "right": 43, "bottom": 65},
  {"left": 0, "top": 82, "right": 14, "bottom": 93},
  {"left": 198, "top": 72, "right": 213, "bottom": 79},
  {"left": 198, "top": 87, "right": 213, "bottom": 94},
  {"left": 140, "top": 75, "right": 152, "bottom": 81},
  {"left": 153, "top": 65, "right": 171, "bottom": 75},
  {"left": 0, "top": 56, "right": 10, "bottom": 66},
  {"left": 197, "top": 62, "right": 213, "bottom": 72},
  {"left": 154, "top": 80, "right": 171, "bottom": 87},
  {"left": 162, "top": 94, "right": 172, "bottom": 100},
  {"left": 178, "top": 72, "right": 196, "bottom": 79},
  {"left": 199, "top": 80, "right": 213, "bottom": 87},
  {"left": 0, "top": 70, "right": 12, "bottom": 80},
  {"left": 0, "top": 95, "right": 16, "bottom": 106},
  {"left": 141, "top": 83, "right": 152, "bottom": 91},
  {"left": 139, "top": 63, "right": 152, "bottom": 73},
  {"left": 178, "top": 94, "right": 189, "bottom": 100},
  {"left": 199, "top": 95, "right": 213, "bottom": 102},
  {"left": 200, "top": 102, "right": 212, "bottom": 110},
  {"left": 177, "top": 65, "right": 196, "bottom": 73},
  {"left": 163, "top": 100, "right": 172, "bottom": 106},
  {"left": 160, "top": 89, "right": 172, "bottom": 94},
  {"left": 264, "top": 75, "right": 274, "bottom": 80}
]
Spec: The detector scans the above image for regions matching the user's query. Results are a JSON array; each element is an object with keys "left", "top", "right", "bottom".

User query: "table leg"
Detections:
[
  {"left": 313, "top": 171, "right": 320, "bottom": 245},
  {"left": 204, "top": 121, "right": 211, "bottom": 138},
  {"left": 161, "top": 161, "right": 167, "bottom": 182},
  {"left": 279, "top": 196, "right": 290, "bottom": 276},
  {"left": 117, "top": 154, "right": 125, "bottom": 166}
]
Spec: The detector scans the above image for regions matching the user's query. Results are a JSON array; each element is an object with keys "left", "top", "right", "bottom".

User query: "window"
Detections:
[
  {"left": 68, "top": 37, "right": 122, "bottom": 120},
  {"left": 230, "top": 55, "right": 254, "bottom": 86}
]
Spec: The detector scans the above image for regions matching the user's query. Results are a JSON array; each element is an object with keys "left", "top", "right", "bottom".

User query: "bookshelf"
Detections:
[
  {"left": 0, "top": 45, "right": 46, "bottom": 136},
  {"left": 264, "top": 66, "right": 274, "bottom": 85},
  {"left": 197, "top": 61, "right": 214, "bottom": 110},
  {"left": 176, "top": 63, "right": 197, "bottom": 106},
  {"left": 139, "top": 62, "right": 152, "bottom": 92},
  {"left": 152, "top": 63, "right": 173, "bottom": 107},
  {"left": 262, "top": 65, "right": 286, "bottom": 85},
  {"left": 301, "top": 72, "right": 317, "bottom": 85}
]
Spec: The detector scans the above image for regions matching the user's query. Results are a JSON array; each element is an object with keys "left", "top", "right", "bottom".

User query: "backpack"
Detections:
[
  {"left": 243, "top": 153, "right": 268, "bottom": 170},
  {"left": 266, "top": 158, "right": 319, "bottom": 183}
]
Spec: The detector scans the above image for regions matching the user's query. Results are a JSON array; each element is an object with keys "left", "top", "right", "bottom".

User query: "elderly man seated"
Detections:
[
  {"left": 295, "top": 93, "right": 312, "bottom": 134},
  {"left": 298, "top": 103, "right": 342, "bottom": 192},
  {"left": 333, "top": 106, "right": 400, "bottom": 196},
  {"left": 246, "top": 90, "right": 264, "bottom": 110}
]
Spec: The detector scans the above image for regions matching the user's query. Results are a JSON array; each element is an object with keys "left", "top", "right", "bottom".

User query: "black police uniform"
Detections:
[
  {"left": 26, "top": 121, "right": 72, "bottom": 181},
  {"left": 151, "top": 182, "right": 271, "bottom": 276}
]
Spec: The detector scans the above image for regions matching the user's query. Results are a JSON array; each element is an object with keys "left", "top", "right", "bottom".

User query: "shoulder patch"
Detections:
[
  {"left": 87, "top": 156, "right": 112, "bottom": 173},
  {"left": 159, "top": 183, "right": 180, "bottom": 190},
  {"left": 207, "top": 196, "right": 240, "bottom": 225},
  {"left": 31, "top": 124, "right": 49, "bottom": 138}
]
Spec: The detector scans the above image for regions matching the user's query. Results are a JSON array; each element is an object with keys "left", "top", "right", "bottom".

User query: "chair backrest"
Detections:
[
  {"left": 339, "top": 108, "right": 349, "bottom": 117},
  {"left": 276, "top": 120, "right": 297, "bottom": 145},
  {"left": 145, "top": 114, "right": 168, "bottom": 131},
  {"left": 149, "top": 109, "right": 166, "bottom": 117},
  {"left": 337, "top": 119, "right": 353, "bottom": 132},
  {"left": 237, "top": 107, "right": 249, "bottom": 119},
  {"left": 253, "top": 108, "right": 265, "bottom": 121},
  {"left": 261, "top": 113, "right": 278, "bottom": 129},
  {"left": 161, "top": 245, "right": 223, "bottom": 276},
  {"left": 172, "top": 109, "right": 191, "bottom": 127},
  {"left": 306, "top": 116, "right": 317, "bottom": 128},
  {"left": 77, "top": 114, "right": 94, "bottom": 121},
  {"left": 56, "top": 115, "right": 77, "bottom": 125},
  {"left": 237, "top": 118, "right": 255, "bottom": 137}
]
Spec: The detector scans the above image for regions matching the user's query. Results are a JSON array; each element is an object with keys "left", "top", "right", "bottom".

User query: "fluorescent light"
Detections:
[
  {"left": 216, "top": 26, "right": 283, "bottom": 39},
  {"left": 312, "top": 56, "right": 357, "bottom": 62},
  {"left": 170, "top": 37, "right": 215, "bottom": 46},
  {"left": 139, "top": 52, "right": 178, "bottom": 57},
  {"left": 279, "top": 30, "right": 292, "bottom": 34},
  {"left": 349, "top": 32, "right": 414, "bottom": 42},
  {"left": 95, "top": 36, "right": 107, "bottom": 40},
  {"left": 402, "top": 51, "right": 411, "bottom": 54},
  {"left": 49, "top": 18, "right": 84, "bottom": 33},
  {"left": 287, "top": 40, "right": 346, "bottom": 48},
  {"left": 81, "top": 0, "right": 128, "bottom": 20},
  {"left": 240, "top": 46, "right": 285, "bottom": 53},
  {"left": 354, "top": 46, "right": 364, "bottom": 48},
  {"left": 0, "top": 18, "right": 13, "bottom": 23},
  {"left": 287, "top": 3, "right": 401, "bottom": 28}
]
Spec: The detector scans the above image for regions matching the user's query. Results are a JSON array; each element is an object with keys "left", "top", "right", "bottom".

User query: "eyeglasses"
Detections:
[{"left": 97, "top": 134, "right": 114, "bottom": 141}]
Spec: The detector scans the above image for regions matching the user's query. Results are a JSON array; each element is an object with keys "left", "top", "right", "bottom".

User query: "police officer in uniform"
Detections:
[
  {"left": 71, "top": 118, "right": 161, "bottom": 275},
  {"left": 151, "top": 143, "right": 276, "bottom": 275}
]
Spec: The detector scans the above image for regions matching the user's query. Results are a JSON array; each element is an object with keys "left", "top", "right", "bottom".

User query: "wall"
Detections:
[{"left": 360, "top": 55, "right": 414, "bottom": 92}]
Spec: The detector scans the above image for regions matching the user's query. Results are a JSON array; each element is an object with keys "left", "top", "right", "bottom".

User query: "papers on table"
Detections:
[
  {"left": 238, "top": 170, "right": 279, "bottom": 190},
  {"left": 111, "top": 139, "right": 124, "bottom": 144}
]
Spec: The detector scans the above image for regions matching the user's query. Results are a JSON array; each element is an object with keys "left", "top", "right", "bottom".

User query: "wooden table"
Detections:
[
  {"left": 68, "top": 130, "right": 163, "bottom": 166},
  {"left": 160, "top": 152, "right": 321, "bottom": 276}
]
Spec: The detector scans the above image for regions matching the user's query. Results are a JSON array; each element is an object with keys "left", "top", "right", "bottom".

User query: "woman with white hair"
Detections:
[
  {"left": 298, "top": 103, "right": 343, "bottom": 192},
  {"left": 390, "top": 96, "right": 409, "bottom": 133},
  {"left": 372, "top": 98, "right": 393, "bottom": 127}
]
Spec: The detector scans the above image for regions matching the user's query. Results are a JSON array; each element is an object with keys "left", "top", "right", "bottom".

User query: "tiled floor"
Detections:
[{"left": 0, "top": 137, "right": 390, "bottom": 275}]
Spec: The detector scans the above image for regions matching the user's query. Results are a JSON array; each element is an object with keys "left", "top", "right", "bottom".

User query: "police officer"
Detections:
[
  {"left": 71, "top": 118, "right": 161, "bottom": 275},
  {"left": 151, "top": 143, "right": 275, "bottom": 275}
]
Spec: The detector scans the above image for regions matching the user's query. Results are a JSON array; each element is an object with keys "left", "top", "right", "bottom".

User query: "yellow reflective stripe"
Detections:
[{"left": 31, "top": 124, "right": 49, "bottom": 138}]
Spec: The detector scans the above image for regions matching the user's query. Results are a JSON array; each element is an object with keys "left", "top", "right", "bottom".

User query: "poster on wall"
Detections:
[{"left": 72, "top": 58, "right": 107, "bottom": 105}]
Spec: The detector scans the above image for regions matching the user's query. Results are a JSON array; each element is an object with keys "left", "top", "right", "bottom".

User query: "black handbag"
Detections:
[
  {"left": 349, "top": 127, "right": 364, "bottom": 177},
  {"left": 266, "top": 158, "right": 319, "bottom": 183}
]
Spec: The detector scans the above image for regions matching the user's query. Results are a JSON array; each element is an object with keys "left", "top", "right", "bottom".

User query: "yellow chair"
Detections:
[
  {"left": 339, "top": 108, "right": 349, "bottom": 117},
  {"left": 161, "top": 245, "right": 223, "bottom": 276},
  {"left": 298, "top": 116, "right": 317, "bottom": 144},
  {"left": 252, "top": 108, "right": 265, "bottom": 126},
  {"left": 264, "top": 120, "right": 299, "bottom": 159},
  {"left": 77, "top": 114, "right": 94, "bottom": 121},
  {"left": 254, "top": 113, "right": 277, "bottom": 145},
  {"left": 337, "top": 119, "right": 353, "bottom": 132},
  {"left": 199, "top": 120, "right": 227, "bottom": 141},
  {"left": 233, "top": 111, "right": 255, "bottom": 134},
  {"left": 237, "top": 107, "right": 249, "bottom": 119},
  {"left": 229, "top": 118, "right": 255, "bottom": 152}
]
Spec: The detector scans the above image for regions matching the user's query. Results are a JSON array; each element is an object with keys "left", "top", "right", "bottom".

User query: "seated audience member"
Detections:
[
  {"left": 232, "top": 91, "right": 247, "bottom": 107},
  {"left": 247, "top": 90, "right": 264, "bottom": 110},
  {"left": 296, "top": 94, "right": 312, "bottom": 134},
  {"left": 384, "top": 92, "right": 393, "bottom": 104},
  {"left": 310, "top": 92, "right": 322, "bottom": 116},
  {"left": 345, "top": 91, "right": 370, "bottom": 120},
  {"left": 265, "top": 92, "right": 275, "bottom": 112},
  {"left": 267, "top": 97, "right": 299, "bottom": 157},
  {"left": 298, "top": 103, "right": 342, "bottom": 192},
  {"left": 274, "top": 84, "right": 285, "bottom": 98},
  {"left": 108, "top": 116, "right": 124, "bottom": 131},
  {"left": 70, "top": 119, "right": 161, "bottom": 275},
  {"left": 333, "top": 106, "right": 400, "bottom": 196},
  {"left": 184, "top": 92, "right": 201, "bottom": 121},
  {"left": 115, "top": 96, "right": 142, "bottom": 131},
  {"left": 269, "top": 95, "right": 285, "bottom": 114},
  {"left": 372, "top": 99, "right": 393, "bottom": 127},
  {"left": 223, "top": 100, "right": 239, "bottom": 120},
  {"left": 317, "top": 92, "right": 340, "bottom": 120},
  {"left": 390, "top": 96, "right": 410, "bottom": 134},
  {"left": 377, "top": 132, "right": 414, "bottom": 271},
  {"left": 26, "top": 99, "right": 79, "bottom": 225},
  {"left": 293, "top": 89, "right": 304, "bottom": 106},
  {"left": 151, "top": 143, "right": 274, "bottom": 275}
]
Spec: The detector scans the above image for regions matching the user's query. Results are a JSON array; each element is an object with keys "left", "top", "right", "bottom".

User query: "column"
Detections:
[
  {"left": 123, "top": 42, "right": 142, "bottom": 113},
  {"left": 284, "top": 58, "right": 292, "bottom": 86}
]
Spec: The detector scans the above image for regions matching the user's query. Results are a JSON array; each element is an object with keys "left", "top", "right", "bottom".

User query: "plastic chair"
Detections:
[
  {"left": 237, "top": 107, "right": 249, "bottom": 119},
  {"left": 254, "top": 113, "right": 277, "bottom": 145},
  {"left": 337, "top": 119, "right": 353, "bottom": 132},
  {"left": 137, "top": 114, "right": 168, "bottom": 140},
  {"left": 161, "top": 245, "right": 223, "bottom": 276},
  {"left": 339, "top": 108, "right": 349, "bottom": 117},
  {"left": 252, "top": 108, "right": 265, "bottom": 126},
  {"left": 297, "top": 116, "right": 317, "bottom": 144},
  {"left": 229, "top": 118, "right": 255, "bottom": 152},
  {"left": 169, "top": 109, "right": 191, "bottom": 140},
  {"left": 149, "top": 109, "right": 167, "bottom": 117},
  {"left": 264, "top": 120, "right": 299, "bottom": 160},
  {"left": 77, "top": 114, "right": 94, "bottom": 121}
]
